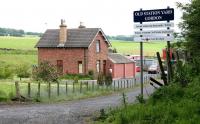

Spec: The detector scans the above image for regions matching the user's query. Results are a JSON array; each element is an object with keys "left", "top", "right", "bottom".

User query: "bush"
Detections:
[
  {"left": 173, "top": 61, "right": 192, "bottom": 87},
  {"left": 16, "top": 64, "right": 31, "bottom": 80},
  {"left": 0, "top": 62, "right": 14, "bottom": 79},
  {"left": 97, "top": 73, "right": 105, "bottom": 86},
  {"left": 32, "top": 61, "right": 58, "bottom": 82},
  {"left": 105, "top": 73, "right": 112, "bottom": 86}
]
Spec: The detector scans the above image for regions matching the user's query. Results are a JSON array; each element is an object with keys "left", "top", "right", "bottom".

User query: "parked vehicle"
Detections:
[
  {"left": 148, "top": 64, "right": 159, "bottom": 74},
  {"left": 135, "top": 66, "right": 140, "bottom": 72}
]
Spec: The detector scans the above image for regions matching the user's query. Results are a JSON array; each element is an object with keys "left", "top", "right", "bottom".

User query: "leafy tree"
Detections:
[
  {"left": 32, "top": 61, "right": 58, "bottom": 82},
  {"left": 16, "top": 64, "right": 31, "bottom": 81},
  {"left": 177, "top": 0, "right": 200, "bottom": 74},
  {"left": 177, "top": 0, "right": 200, "bottom": 56}
]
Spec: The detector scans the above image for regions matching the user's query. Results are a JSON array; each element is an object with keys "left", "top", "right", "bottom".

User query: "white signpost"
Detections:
[{"left": 133, "top": 7, "right": 174, "bottom": 99}]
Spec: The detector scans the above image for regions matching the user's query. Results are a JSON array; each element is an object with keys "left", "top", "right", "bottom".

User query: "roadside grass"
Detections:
[
  {"left": 94, "top": 76, "right": 200, "bottom": 124},
  {"left": 111, "top": 40, "right": 167, "bottom": 56},
  {"left": 0, "top": 36, "right": 39, "bottom": 50},
  {"left": 0, "top": 80, "right": 140, "bottom": 103}
]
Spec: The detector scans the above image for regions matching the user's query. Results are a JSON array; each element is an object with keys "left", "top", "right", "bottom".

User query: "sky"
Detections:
[{"left": 0, "top": 0, "right": 189, "bottom": 35}]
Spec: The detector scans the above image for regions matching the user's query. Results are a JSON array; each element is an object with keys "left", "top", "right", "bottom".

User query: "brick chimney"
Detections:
[
  {"left": 59, "top": 19, "right": 67, "bottom": 44},
  {"left": 78, "top": 22, "right": 86, "bottom": 28}
]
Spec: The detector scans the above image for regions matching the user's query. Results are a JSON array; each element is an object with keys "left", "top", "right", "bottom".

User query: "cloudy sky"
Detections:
[{"left": 0, "top": 0, "right": 189, "bottom": 35}]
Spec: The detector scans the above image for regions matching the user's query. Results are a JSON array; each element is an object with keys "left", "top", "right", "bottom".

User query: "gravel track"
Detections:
[{"left": 0, "top": 85, "right": 154, "bottom": 124}]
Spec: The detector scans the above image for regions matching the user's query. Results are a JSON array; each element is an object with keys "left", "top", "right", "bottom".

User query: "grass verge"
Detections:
[{"left": 94, "top": 76, "right": 200, "bottom": 124}]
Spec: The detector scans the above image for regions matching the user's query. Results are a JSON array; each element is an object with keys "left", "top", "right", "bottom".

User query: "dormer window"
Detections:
[{"left": 96, "top": 40, "right": 100, "bottom": 53}]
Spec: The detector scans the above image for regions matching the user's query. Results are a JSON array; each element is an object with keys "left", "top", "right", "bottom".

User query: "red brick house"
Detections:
[
  {"left": 35, "top": 20, "right": 111, "bottom": 75},
  {"left": 107, "top": 53, "right": 135, "bottom": 79}
]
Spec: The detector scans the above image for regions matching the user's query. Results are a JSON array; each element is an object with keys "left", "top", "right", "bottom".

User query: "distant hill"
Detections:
[{"left": 0, "top": 27, "right": 43, "bottom": 37}]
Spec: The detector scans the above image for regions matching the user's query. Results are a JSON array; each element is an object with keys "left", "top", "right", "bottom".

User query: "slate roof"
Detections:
[
  {"left": 35, "top": 28, "right": 110, "bottom": 48},
  {"left": 108, "top": 53, "right": 134, "bottom": 64}
]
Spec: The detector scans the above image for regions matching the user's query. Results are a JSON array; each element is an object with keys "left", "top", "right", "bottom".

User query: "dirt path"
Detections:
[{"left": 0, "top": 85, "right": 154, "bottom": 124}]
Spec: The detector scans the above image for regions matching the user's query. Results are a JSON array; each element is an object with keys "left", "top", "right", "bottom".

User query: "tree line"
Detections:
[
  {"left": 107, "top": 35, "right": 134, "bottom": 41},
  {"left": 0, "top": 27, "right": 42, "bottom": 37}
]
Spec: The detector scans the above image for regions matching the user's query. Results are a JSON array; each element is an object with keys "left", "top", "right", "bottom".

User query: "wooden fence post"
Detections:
[
  {"left": 113, "top": 80, "right": 115, "bottom": 91},
  {"left": 28, "top": 82, "right": 31, "bottom": 98},
  {"left": 126, "top": 79, "right": 128, "bottom": 88},
  {"left": 92, "top": 81, "right": 94, "bottom": 91},
  {"left": 73, "top": 81, "right": 75, "bottom": 93},
  {"left": 117, "top": 80, "right": 119, "bottom": 90},
  {"left": 48, "top": 82, "right": 51, "bottom": 99},
  {"left": 135, "top": 78, "right": 136, "bottom": 86},
  {"left": 120, "top": 80, "right": 122, "bottom": 89},
  {"left": 57, "top": 82, "right": 60, "bottom": 96},
  {"left": 157, "top": 52, "right": 168, "bottom": 85},
  {"left": 15, "top": 81, "right": 20, "bottom": 99},
  {"left": 80, "top": 82, "right": 82, "bottom": 93},
  {"left": 86, "top": 82, "right": 89, "bottom": 91},
  {"left": 38, "top": 81, "right": 40, "bottom": 98},
  {"left": 124, "top": 79, "right": 125, "bottom": 88},
  {"left": 66, "top": 82, "right": 68, "bottom": 95}
]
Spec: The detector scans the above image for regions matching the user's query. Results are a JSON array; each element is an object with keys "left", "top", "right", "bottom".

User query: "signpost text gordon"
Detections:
[{"left": 134, "top": 8, "right": 174, "bottom": 22}]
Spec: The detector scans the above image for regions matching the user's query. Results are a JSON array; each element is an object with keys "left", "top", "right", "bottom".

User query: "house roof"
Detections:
[
  {"left": 108, "top": 53, "right": 134, "bottom": 64},
  {"left": 35, "top": 28, "right": 111, "bottom": 48}
]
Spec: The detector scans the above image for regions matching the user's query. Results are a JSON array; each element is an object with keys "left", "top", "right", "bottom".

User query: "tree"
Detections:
[
  {"left": 177, "top": 0, "right": 200, "bottom": 74},
  {"left": 177, "top": 0, "right": 200, "bottom": 56},
  {"left": 16, "top": 64, "right": 31, "bottom": 81}
]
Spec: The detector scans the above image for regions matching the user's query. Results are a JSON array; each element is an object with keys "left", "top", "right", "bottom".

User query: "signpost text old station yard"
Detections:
[{"left": 134, "top": 8, "right": 174, "bottom": 22}]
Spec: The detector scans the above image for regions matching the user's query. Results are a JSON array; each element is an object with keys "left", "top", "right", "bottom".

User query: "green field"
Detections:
[
  {"left": 111, "top": 40, "right": 167, "bottom": 56},
  {"left": 0, "top": 54, "right": 37, "bottom": 66},
  {"left": 0, "top": 37, "right": 168, "bottom": 66},
  {"left": 0, "top": 36, "right": 38, "bottom": 50}
]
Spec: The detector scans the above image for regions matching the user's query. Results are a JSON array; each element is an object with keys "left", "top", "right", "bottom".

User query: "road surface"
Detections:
[{"left": 0, "top": 85, "right": 154, "bottom": 124}]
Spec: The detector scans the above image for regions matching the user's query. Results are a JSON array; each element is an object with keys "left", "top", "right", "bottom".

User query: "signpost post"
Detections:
[{"left": 133, "top": 7, "right": 174, "bottom": 96}]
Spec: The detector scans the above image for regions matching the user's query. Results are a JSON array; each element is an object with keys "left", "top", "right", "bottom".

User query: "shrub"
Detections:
[
  {"left": 173, "top": 61, "right": 192, "bottom": 87},
  {"left": 32, "top": 61, "right": 58, "bottom": 82},
  {"left": 105, "top": 73, "right": 113, "bottom": 86},
  {"left": 16, "top": 64, "right": 31, "bottom": 80},
  {"left": 97, "top": 73, "right": 105, "bottom": 86},
  {"left": 0, "top": 62, "right": 14, "bottom": 79}
]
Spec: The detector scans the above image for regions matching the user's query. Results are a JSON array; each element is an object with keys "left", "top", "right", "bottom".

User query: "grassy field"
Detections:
[
  {"left": 0, "top": 36, "right": 38, "bottom": 50},
  {"left": 0, "top": 37, "right": 168, "bottom": 67},
  {"left": 111, "top": 40, "right": 167, "bottom": 56},
  {"left": 0, "top": 54, "right": 37, "bottom": 66}
]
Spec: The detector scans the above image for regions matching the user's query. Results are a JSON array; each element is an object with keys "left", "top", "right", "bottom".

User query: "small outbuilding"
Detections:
[{"left": 107, "top": 53, "right": 135, "bottom": 79}]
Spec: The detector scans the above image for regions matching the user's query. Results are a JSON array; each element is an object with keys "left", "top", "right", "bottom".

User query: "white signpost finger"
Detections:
[
  {"left": 134, "top": 22, "right": 174, "bottom": 29},
  {"left": 134, "top": 35, "right": 174, "bottom": 41},
  {"left": 134, "top": 29, "right": 174, "bottom": 35}
]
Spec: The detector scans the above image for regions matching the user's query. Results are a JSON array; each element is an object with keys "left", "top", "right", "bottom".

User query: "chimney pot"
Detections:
[{"left": 78, "top": 22, "right": 86, "bottom": 28}]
